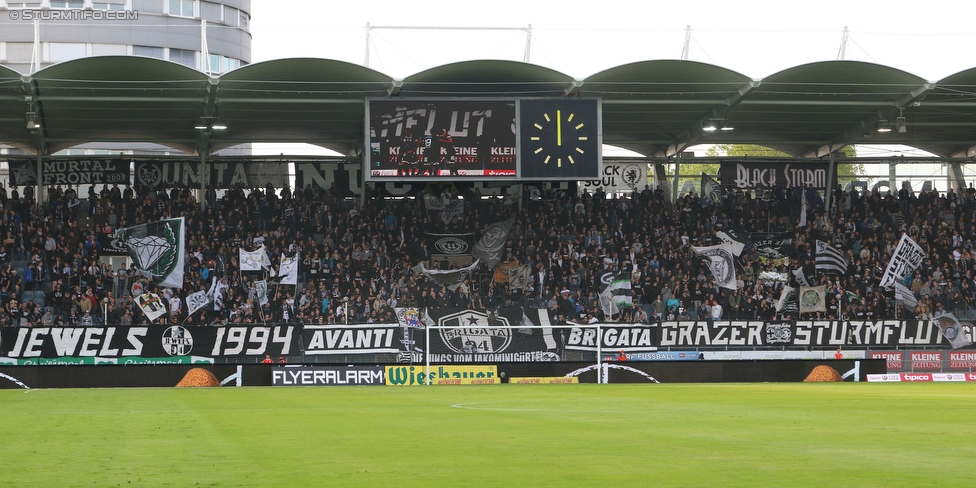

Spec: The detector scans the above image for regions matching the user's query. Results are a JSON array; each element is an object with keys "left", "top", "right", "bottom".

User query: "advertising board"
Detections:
[
  {"left": 384, "top": 365, "right": 498, "bottom": 386},
  {"left": 271, "top": 366, "right": 385, "bottom": 386}
]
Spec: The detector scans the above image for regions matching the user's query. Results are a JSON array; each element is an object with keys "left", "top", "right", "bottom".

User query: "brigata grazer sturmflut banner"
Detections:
[
  {"left": 1, "top": 325, "right": 300, "bottom": 360},
  {"left": 8, "top": 159, "right": 130, "bottom": 186}
]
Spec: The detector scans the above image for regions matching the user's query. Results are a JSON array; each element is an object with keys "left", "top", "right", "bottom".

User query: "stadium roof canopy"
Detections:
[{"left": 3, "top": 55, "right": 976, "bottom": 159}]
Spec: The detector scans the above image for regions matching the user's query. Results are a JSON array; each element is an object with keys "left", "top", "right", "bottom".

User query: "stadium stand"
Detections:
[{"left": 0, "top": 179, "right": 973, "bottom": 327}]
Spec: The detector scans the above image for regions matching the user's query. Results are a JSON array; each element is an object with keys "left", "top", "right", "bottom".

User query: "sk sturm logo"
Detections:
[
  {"left": 801, "top": 289, "right": 822, "bottom": 308},
  {"left": 699, "top": 247, "right": 734, "bottom": 284},
  {"left": 137, "top": 163, "right": 163, "bottom": 187},
  {"left": 621, "top": 164, "right": 643, "bottom": 190},
  {"left": 434, "top": 237, "right": 469, "bottom": 254},
  {"left": 438, "top": 310, "right": 512, "bottom": 354},
  {"left": 161, "top": 326, "right": 193, "bottom": 356},
  {"left": 765, "top": 323, "right": 792, "bottom": 344}
]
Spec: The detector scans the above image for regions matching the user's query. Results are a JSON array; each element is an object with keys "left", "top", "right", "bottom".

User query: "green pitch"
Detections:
[{"left": 2, "top": 383, "right": 974, "bottom": 487}]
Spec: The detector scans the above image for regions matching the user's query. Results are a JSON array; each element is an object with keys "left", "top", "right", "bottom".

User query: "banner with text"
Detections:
[
  {"left": 424, "top": 308, "right": 561, "bottom": 363},
  {"left": 579, "top": 162, "right": 648, "bottom": 194},
  {"left": 272, "top": 366, "right": 386, "bottom": 386},
  {"left": 719, "top": 161, "right": 835, "bottom": 190},
  {"left": 9, "top": 159, "right": 130, "bottom": 187},
  {"left": 1, "top": 325, "right": 300, "bottom": 360},
  {"left": 657, "top": 319, "right": 954, "bottom": 348},
  {"left": 135, "top": 161, "right": 287, "bottom": 189}
]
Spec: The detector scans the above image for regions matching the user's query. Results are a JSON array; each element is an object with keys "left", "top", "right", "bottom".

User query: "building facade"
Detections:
[
  {"left": 0, "top": 0, "right": 251, "bottom": 157},
  {"left": 0, "top": 0, "right": 250, "bottom": 74}
]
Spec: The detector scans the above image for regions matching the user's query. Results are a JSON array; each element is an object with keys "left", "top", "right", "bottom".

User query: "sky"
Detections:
[
  {"left": 249, "top": 0, "right": 976, "bottom": 81},
  {"left": 245, "top": 0, "right": 976, "bottom": 157}
]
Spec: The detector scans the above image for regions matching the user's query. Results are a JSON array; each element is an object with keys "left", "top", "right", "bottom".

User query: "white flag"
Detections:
[
  {"left": 185, "top": 290, "right": 210, "bottom": 317},
  {"left": 934, "top": 313, "right": 973, "bottom": 349},
  {"left": 775, "top": 284, "right": 795, "bottom": 313},
  {"left": 208, "top": 277, "right": 229, "bottom": 311},
  {"left": 893, "top": 282, "right": 918, "bottom": 308},
  {"left": 239, "top": 245, "right": 271, "bottom": 272},
  {"left": 798, "top": 190, "right": 807, "bottom": 228},
  {"left": 416, "top": 259, "right": 480, "bottom": 291},
  {"left": 716, "top": 230, "right": 746, "bottom": 257},
  {"left": 880, "top": 234, "right": 925, "bottom": 288},
  {"left": 798, "top": 285, "right": 826, "bottom": 314},
  {"left": 279, "top": 252, "right": 299, "bottom": 285},
  {"left": 255, "top": 280, "right": 269, "bottom": 306},
  {"left": 692, "top": 243, "right": 737, "bottom": 290},
  {"left": 134, "top": 293, "right": 167, "bottom": 323}
]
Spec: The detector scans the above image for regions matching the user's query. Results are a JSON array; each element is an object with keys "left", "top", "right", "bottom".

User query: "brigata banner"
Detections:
[
  {"left": 272, "top": 366, "right": 385, "bottom": 386},
  {"left": 564, "top": 325, "right": 659, "bottom": 352},
  {"left": 9, "top": 158, "right": 130, "bottom": 186},
  {"left": 1, "top": 325, "right": 300, "bottom": 360},
  {"left": 719, "top": 161, "right": 835, "bottom": 189},
  {"left": 134, "top": 161, "right": 287, "bottom": 189}
]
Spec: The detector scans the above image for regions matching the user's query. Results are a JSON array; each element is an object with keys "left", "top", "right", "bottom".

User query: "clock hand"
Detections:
[{"left": 556, "top": 109, "right": 562, "bottom": 147}]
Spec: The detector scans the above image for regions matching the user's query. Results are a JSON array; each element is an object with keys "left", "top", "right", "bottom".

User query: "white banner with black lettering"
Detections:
[
  {"left": 880, "top": 234, "right": 925, "bottom": 288},
  {"left": 578, "top": 162, "right": 648, "bottom": 193},
  {"left": 692, "top": 243, "right": 737, "bottom": 290}
]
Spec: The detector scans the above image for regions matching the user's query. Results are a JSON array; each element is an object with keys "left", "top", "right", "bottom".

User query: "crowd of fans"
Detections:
[{"left": 0, "top": 175, "right": 974, "bottom": 328}]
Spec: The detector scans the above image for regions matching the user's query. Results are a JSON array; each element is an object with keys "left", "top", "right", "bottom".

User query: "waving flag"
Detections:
[
  {"left": 239, "top": 245, "right": 271, "bottom": 272},
  {"left": 935, "top": 313, "right": 973, "bottom": 349},
  {"left": 692, "top": 243, "right": 737, "bottom": 290},
  {"left": 416, "top": 259, "right": 480, "bottom": 291},
  {"left": 135, "top": 293, "right": 167, "bottom": 323},
  {"left": 880, "top": 234, "right": 925, "bottom": 288},
  {"left": 473, "top": 217, "right": 515, "bottom": 270},
  {"left": 185, "top": 290, "right": 210, "bottom": 317},
  {"left": 117, "top": 217, "right": 185, "bottom": 289},
  {"left": 600, "top": 271, "right": 633, "bottom": 310},
  {"left": 815, "top": 240, "right": 848, "bottom": 276},
  {"left": 279, "top": 252, "right": 299, "bottom": 285}
]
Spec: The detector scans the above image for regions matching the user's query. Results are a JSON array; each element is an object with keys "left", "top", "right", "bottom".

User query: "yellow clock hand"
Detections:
[{"left": 556, "top": 109, "right": 562, "bottom": 147}]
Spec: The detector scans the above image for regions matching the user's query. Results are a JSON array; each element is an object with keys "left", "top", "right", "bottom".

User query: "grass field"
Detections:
[{"left": 2, "top": 383, "right": 975, "bottom": 487}]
